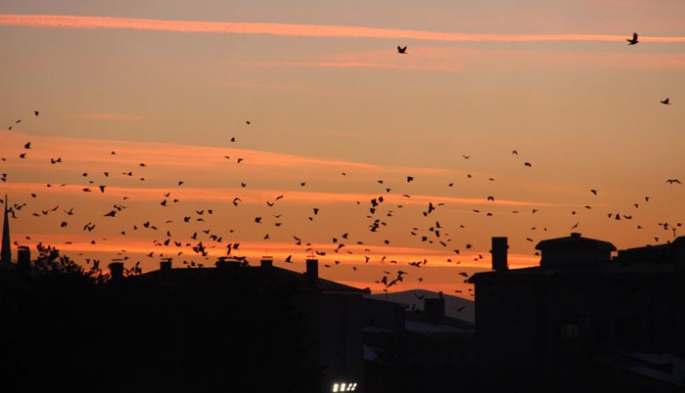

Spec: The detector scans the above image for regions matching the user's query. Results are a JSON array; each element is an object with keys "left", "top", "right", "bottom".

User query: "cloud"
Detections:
[
  {"left": 223, "top": 60, "right": 462, "bottom": 72},
  {"left": 2, "top": 14, "right": 684, "bottom": 43},
  {"left": 73, "top": 113, "right": 145, "bottom": 121}
]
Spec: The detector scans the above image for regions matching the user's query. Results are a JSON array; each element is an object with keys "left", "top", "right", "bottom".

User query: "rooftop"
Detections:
[
  {"left": 535, "top": 232, "right": 616, "bottom": 252},
  {"left": 130, "top": 259, "right": 369, "bottom": 295}
]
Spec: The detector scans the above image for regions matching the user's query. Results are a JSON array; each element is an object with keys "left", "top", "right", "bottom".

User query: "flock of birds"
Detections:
[{"left": 0, "top": 30, "right": 680, "bottom": 306}]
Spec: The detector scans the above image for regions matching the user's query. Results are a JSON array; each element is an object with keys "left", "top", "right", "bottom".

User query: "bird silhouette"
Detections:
[
  {"left": 627, "top": 32, "right": 639, "bottom": 45},
  {"left": 397, "top": 46, "right": 407, "bottom": 54},
  {"left": 661, "top": 98, "right": 671, "bottom": 105},
  {"left": 666, "top": 179, "right": 681, "bottom": 184}
]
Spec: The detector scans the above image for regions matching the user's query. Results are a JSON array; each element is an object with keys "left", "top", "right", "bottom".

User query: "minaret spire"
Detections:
[{"left": 1, "top": 194, "right": 11, "bottom": 264}]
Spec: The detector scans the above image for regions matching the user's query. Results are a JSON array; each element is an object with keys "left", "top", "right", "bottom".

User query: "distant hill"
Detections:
[{"left": 367, "top": 289, "right": 475, "bottom": 324}]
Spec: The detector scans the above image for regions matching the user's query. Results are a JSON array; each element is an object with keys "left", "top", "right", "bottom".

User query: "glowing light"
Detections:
[{"left": 332, "top": 381, "right": 357, "bottom": 391}]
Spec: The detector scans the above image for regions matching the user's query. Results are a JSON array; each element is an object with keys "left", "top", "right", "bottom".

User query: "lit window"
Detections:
[
  {"left": 341, "top": 383, "right": 346, "bottom": 391},
  {"left": 333, "top": 383, "right": 339, "bottom": 392}
]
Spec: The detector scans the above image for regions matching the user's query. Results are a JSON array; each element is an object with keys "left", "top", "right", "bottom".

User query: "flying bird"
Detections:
[
  {"left": 627, "top": 32, "right": 639, "bottom": 45},
  {"left": 666, "top": 179, "right": 681, "bottom": 184},
  {"left": 661, "top": 98, "right": 671, "bottom": 105},
  {"left": 397, "top": 46, "right": 407, "bottom": 54}
]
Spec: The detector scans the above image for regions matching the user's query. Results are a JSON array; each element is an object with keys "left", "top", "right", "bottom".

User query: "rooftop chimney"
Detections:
[
  {"left": 17, "top": 245, "right": 30, "bottom": 272},
  {"left": 160, "top": 257, "right": 172, "bottom": 271},
  {"left": 109, "top": 260, "right": 125, "bottom": 282},
  {"left": 492, "top": 237, "right": 509, "bottom": 272},
  {"left": 424, "top": 291, "right": 445, "bottom": 325},
  {"left": 260, "top": 256, "right": 273, "bottom": 269},
  {"left": 306, "top": 258, "right": 319, "bottom": 280}
]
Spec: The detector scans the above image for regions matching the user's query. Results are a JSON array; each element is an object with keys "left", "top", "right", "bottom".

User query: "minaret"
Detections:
[{"left": 1, "top": 195, "right": 11, "bottom": 264}]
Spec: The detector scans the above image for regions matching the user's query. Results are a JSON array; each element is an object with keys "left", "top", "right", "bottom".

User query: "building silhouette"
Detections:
[
  {"left": 469, "top": 233, "right": 685, "bottom": 392},
  {"left": 362, "top": 291, "right": 476, "bottom": 393},
  {"left": 1, "top": 195, "right": 11, "bottom": 265},
  {"left": 117, "top": 256, "right": 368, "bottom": 393}
]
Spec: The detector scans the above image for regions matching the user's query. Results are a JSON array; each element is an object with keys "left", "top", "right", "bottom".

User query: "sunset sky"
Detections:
[{"left": 1, "top": 0, "right": 684, "bottom": 297}]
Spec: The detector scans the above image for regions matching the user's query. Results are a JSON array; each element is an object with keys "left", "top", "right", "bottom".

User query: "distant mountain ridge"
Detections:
[{"left": 367, "top": 289, "right": 475, "bottom": 324}]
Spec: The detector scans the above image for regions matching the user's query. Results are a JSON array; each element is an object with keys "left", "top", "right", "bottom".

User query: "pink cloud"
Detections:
[
  {"left": 1, "top": 14, "right": 684, "bottom": 43},
  {"left": 224, "top": 60, "right": 462, "bottom": 72},
  {"left": 74, "top": 113, "right": 145, "bottom": 121}
]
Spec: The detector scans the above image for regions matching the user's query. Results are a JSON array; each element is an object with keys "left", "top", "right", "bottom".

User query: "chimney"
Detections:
[
  {"left": 306, "top": 258, "right": 319, "bottom": 280},
  {"left": 160, "top": 257, "right": 172, "bottom": 271},
  {"left": 109, "top": 260, "right": 125, "bottom": 282},
  {"left": 424, "top": 291, "right": 445, "bottom": 325},
  {"left": 17, "top": 245, "right": 30, "bottom": 272},
  {"left": 492, "top": 237, "right": 509, "bottom": 271},
  {"left": 260, "top": 256, "right": 273, "bottom": 269}
]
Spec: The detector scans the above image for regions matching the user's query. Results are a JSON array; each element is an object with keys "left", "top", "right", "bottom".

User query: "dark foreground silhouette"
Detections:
[{"left": 0, "top": 245, "right": 322, "bottom": 393}]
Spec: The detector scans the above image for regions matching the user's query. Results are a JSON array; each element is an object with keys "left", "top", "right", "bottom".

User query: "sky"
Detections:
[{"left": 1, "top": 0, "right": 684, "bottom": 298}]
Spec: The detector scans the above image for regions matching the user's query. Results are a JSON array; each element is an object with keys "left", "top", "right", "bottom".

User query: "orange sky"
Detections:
[{"left": 1, "top": 1, "right": 684, "bottom": 297}]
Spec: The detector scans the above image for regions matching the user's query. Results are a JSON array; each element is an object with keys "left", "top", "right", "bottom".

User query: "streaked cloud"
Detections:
[
  {"left": 2, "top": 14, "right": 684, "bottom": 43},
  {"left": 2, "top": 180, "right": 550, "bottom": 208},
  {"left": 224, "top": 60, "right": 462, "bottom": 72},
  {"left": 73, "top": 113, "right": 145, "bottom": 122}
]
